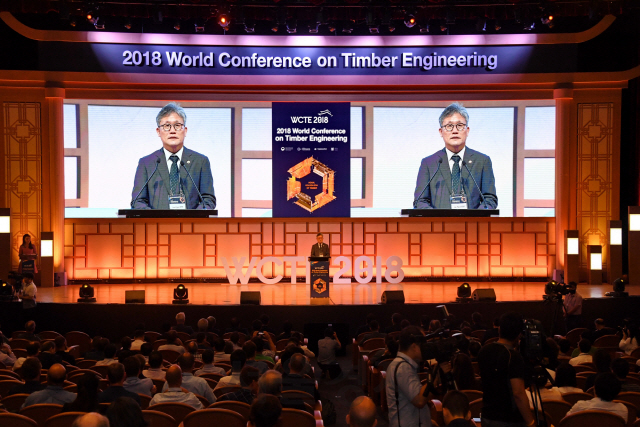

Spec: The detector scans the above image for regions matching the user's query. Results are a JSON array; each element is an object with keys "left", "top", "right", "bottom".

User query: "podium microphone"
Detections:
[
  {"left": 131, "top": 158, "right": 161, "bottom": 208},
  {"left": 462, "top": 160, "right": 487, "bottom": 208},
  {"left": 413, "top": 157, "right": 443, "bottom": 208},
  {"left": 181, "top": 160, "right": 204, "bottom": 205}
]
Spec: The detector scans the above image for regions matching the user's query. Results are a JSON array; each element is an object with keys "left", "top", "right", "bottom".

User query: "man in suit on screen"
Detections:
[
  {"left": 413, "top": 103, "right": 498, "bottom": 210},
  {"left": 131, "top": 102, "right": 216, "bottom": 210},
  {"left": 310, "top": 233, "right": 330, "bottom": 257}
]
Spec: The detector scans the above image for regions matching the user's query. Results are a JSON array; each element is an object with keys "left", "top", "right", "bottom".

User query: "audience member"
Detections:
[
  {"left": 85, "top": 337, "right": 107, "bottom": 361},
  {"left": 260, "top": 315, "right": 276, "bottom": 334},
  {"left": 0, "top": 342, "right": 17, "bottom": 367},
  {"left": 385, "top": 313, "right": 404, "bottom": 333},
  {"left": 214, "top": 349, "right": 246, "bottom": 390},
  {"left": 214, "top": 338, "right": 231, "bottom": 362},
  {"left": 22, "top": 363, "right": 76, "bottom": 408},
  {"left": 249, "top": 394, "right": 282, "bottom": 427},
  {"left": 567, "top": 372, "right": 628, "bottom": 422},
  {"left": 8, "top": 357, "right": 45, "bottom": 396},
  {"left": 481, "top": 317, "right": 500, "bottom": 343},
  {"left": 558, "top": 338, "right": 572, "bottom": 357},
  {"left": 54, "top": 336, "right": 76, "bottom": 366},
  {"left": 161, "top": 352, "right": 216, "bottom": 404},
  {"left": 318, "top": 327, "right": 342, "bottom": 379},
  {"left": 19, "top": 320, "right": 41, "bottom": 341},
  {"left": 98, "top": 363, "right": 141, "bottom": 404},
  {"left": 142, "top": 351, "right": 166, "bottom": 380},
  {"left": 149, "top": 365, "right": 203, "bottom": 409},
  {"left": 195, "top": 332, "right": 211, "bottom": 350},
  {"left": 197, "top": 318, "right": 209, "bottom": 334},
  {"left": 105, "top": 397, "right": 147, "bottom": 427},
  {"left": 172, "top": 312, "right": 194, "bottom": 335},
  {"left": 563, "top": 281, "right": 583, "bottom": 332},
  {"left": 218, "top": 365, "right": 260, "bottom": 404},
  {"left": 72, "top": 413, "right": 110, "bottom": 427},
  {"left": 611, "top": 357, "right": 640, "bottom": 392},
  {"left": 62, "top": 372, "right": 100, "bottom": 413},
  {"left": 140, "top": 343, "right": 152, "bottom": 361},
  {"left": 277, "top": 321, "right": 295, "bottom": 341},
  {"left": 359, "top": 321, "right": 386, "bottom": 346},
  {"left": 526, "top": 369, "right": 562, "bottom": 410},
  {"left": 371, "top": 335, "right": 399, "bottom": 368},
  {"left": 130, "top": 330, "right": 145, "bottom": 351},
  {"left": 282, "top": 353, "right": 320, "bottom": 400},
  {"left": 95, "top": 343, "right": 118, "bottom": 366},
  {"left": 346, "top": 396, "right": 377, "bottom": 427},
  {"left": 244, "top": 341, "right": 269, "bottom": 374},
  {"left": 158, "top": 330, "right": 185, "bottom": 354},
  {"left": 591, "top": 318, "right": 611, "bottom": 342},
  {"left": 569, "top": 339, "right": 593, "bottom": 366},
  {"left": 550, "top": 363, "right": 583, "bottom": 394},
  {"left": 258, "top": 370, "right": 282, "bottom": 396},
  {"left": 13, "top": 341, "right": 39, "bottom": 370},
  {"left": 37, "top": 341, "right": 59, "bottom": 369},
  {"left": 227, "top": 317, "right": 249, "bottom": 335},
  {"left": 584, "top": 349, "right": 612, "bottom": 391},
  {"left": 619, "top": 322, "right": 640, "bottom": 355},
  {"left": 452, "top": 353, "right": 480, "bottom": 391},
  {"left": 229, "top": 331, "right": 243, "bottom": 350},
  {"left": 21, "top": 273, "right": 37, "bottom": 309},
  {"left": 468, "top": 340, "right": 481, "bottom": 362},
  {"left": 207, "top": 316, "right": 221, "bottom": 336},
  {"left": 122, "top": 356, "right": 155, "bottom": 396},
  {"left": 276, "top": 340, "right": 312, "bottom": 375},
  {"left": 194, "top": 349, "right": 226, "bottom": 376},
  {"left": 253, "top": 335, "right": 276, "bottom": 363},
  {"left": 356, "top": 314, "right": 376, "bottom": 338},
  {"left": 442, "top": 390, "right": 471, "bottom": 427},
  {"left": 471, "top": 312, "right": 487, "bottom": 331},
  {"left": 428, "top": 320, "right": 441, "bottom": 333}
]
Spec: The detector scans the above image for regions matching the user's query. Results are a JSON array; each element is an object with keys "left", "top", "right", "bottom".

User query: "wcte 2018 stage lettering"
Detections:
[{"left": 221, "top": 256, "right": 405, "bottom": 285}]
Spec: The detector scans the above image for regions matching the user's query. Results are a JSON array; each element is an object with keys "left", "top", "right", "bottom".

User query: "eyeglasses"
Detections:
[
  {"left": 441, "top": 123, "right": 468, "bottom": 132},
  {"left": 159, "top": 123, "right": 185, "bottom": 132}
]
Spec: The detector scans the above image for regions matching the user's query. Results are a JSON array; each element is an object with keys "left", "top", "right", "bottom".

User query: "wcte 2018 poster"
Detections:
[{"left": 272, "top": 102, "right": 351, "bottom": 218}]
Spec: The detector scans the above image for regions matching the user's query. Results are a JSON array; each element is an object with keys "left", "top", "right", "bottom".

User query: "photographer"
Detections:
[
  {"left": 478, "top": 312, "right": 535, "bottom": 427},
  {"left": 563, "top": 282, "right": 582, "bottom": 333},
  {"left": 619, "top": 322, "right": 639, "bottom": 355},
  {"left": 386, "top": 326, "right": 431, "bottom": 427}
]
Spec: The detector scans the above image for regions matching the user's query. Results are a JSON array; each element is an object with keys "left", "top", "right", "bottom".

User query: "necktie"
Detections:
[
  {"left": 169, "top": 155, "right": 179, "bottom": 195},
  {"left": 451, "top": 154, "right": 461, "bottom": 194}
]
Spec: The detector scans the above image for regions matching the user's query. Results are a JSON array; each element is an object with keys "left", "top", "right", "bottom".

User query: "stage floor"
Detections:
[{"left": 36, "top": 281, "right": 636, "bottom": 305}]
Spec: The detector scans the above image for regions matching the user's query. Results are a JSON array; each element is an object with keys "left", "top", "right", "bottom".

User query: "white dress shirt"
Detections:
[
  {"left": 569, "top": 353, "right": 593, "bottom": 366},
  {"left": 445, "top": 146, "right": 467, "bottom": 173},
  {"left": 164, "top": 147, "right": 184, "bottom": 173},
  {"left": 142, "top": 368, "right": 166, "bottom": 380},
  {"left": 213, "top": 372, "right": 241, "bottom": 390},
  {"left": 162, "top": 373, "right": 216, "bottom": 404},
  {"left": 567, "top": 397, "right": 628, "bottom": 422}
]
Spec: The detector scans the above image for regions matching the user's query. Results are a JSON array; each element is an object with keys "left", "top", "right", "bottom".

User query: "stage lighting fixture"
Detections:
[
  {"left": 78, "top": 284, "right": 96, "bottom": 303},
  {"left": 440, "top": 21, "right": 448, "bottom": 32},
  {"left": 69, "top": 19, "right": 77, "bottom": 27},
  {"left": 286, "top": 19, "right": 297, "bottom": 34},
  {"left": 456, "top": 282, "right": 472, "bottom": 302},
  {"left": 218, "top": 13, "right": 230, "bottom": 29},
  {"left": 174, "top": 20, "right": 181, "bottom": 31},
  {"left": 309, "top": 22, "right": 320, "bottom": 34},
  {"left": 173, "top": 284, "right": 189, "bottom": 304},
  {"left": 404, "top": 14, "right": 416, "bottom": 28},
  {"left": 124, "top": 19, "right": 132, "bottom": 30},
  {"left": 328, "top": 22, "right": 336, "bottom": 33},
  {"left": 419, "top": 24, "right": 430, "bottom": 34},
  {"left": 243, "top": 19, "right": 255, "bottom": 33},
  {"left": 605, "top": 278, "right": 629, "bottom": 298},
  {"left": 0, "top": 281, "right": 12, "bottom": 298},
  {"left": 476, "top": 17, "right": 487, "bottom": 32},
  {"left": 524, "top": 20, "right": 535, "bottom": 31},
  {"left": 93, "top": 17, "right": 105, "bottom": 30},
  {"left": 194, "top": 20, "right": 205, "bottom": 33},
  {"left": 494, "top": 20, "right": 502, "bottom": 31},
  {"left": 342, "top": 21, "right": 353, "bottom": 34},
  {"left": 541, "top": 13, "right": 554, "bottom": 26},
  {"left": 369, "top": 25, "right": 380, "bottom": 35}
]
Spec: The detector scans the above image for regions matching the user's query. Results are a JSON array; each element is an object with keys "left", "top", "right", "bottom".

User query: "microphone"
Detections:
[
  {"left": 413, "top": 157, "right": 443, "bottom": 208},
  {"left": 181, "top": 160, "right": 204, "bottom": 206},
  {"left": 462, "top": 160, "right": 487, "bottom": 208},
  {"left": 131, "top": 158, "right": 161, "bottom": 208}
]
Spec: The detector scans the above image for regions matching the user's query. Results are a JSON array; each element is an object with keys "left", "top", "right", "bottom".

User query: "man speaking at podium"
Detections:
[
  {"left": 310, "top": 233, "right": 330, "bottom": 257},
  {"left": 413, "top": 103, "right": 497, "bottom": 210},
  {"left": 131, "top": 103, "right": 216, "bottom": 210}
]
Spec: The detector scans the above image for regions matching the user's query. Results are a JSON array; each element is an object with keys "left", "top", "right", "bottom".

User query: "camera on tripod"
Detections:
[
  {"left": 520, "top": 318, "right": 547, "bottom": 366},
  {"left": 543, "top": 280, "right": 573, "bottom": 303}
]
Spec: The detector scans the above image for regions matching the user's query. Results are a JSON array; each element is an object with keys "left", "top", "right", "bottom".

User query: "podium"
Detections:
[
  {"left": 401, "top": 209, "right": 499, "bottom": 217},
  {"left": 309, "top": 256, "right": 330, "bottom": 305},
  {"left": 118, "top": 209, "right": 217, "bottom": 218}
]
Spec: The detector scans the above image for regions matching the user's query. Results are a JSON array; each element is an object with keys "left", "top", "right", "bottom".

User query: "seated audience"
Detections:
[
  {"left": 194, "top": 349, "right": 226, "bottom": 376},
  {"left": 195, "top": 332, "right": 211, "bottom": 350},
  {"left": 347, "top": 396, "right": 377, "bottom": 427},
  {"left": 428, "top": 320, "right": 442, "bottom": 333},
  {"left": 139, "top": 343, "right": 152, "bottom": 362},
  {"left": 570, "top": 339, "right": 593, "bottom": 366},
  {"left": 37, "top": 341, "right": 59, "bottom": 369},
  {"left": 249, "top": 394, "right": 282, "bottom": 427},
  {"left": 213, "top": 338, "right": 231, "bottom": 362},
  {"left": 277, "top": 320, "right": 295, "bottom": 341},
  {"left": 526, "top": 370, "right": 562, "bottom": 409},
  {"left": 149, "top": 364, "right": 203, "bottom": 409},
  {"left": 18, "top": 320, "right": 41, "bottom": 342},
  {"left": 442, "top": 390, "right": 472, "bottom": 427},
  {"left": 611, "top": 357, "right": 640, "bottom": 392},
  {"left": 228, "top": 331, "right": 243, "bottom": 351},
  {"left": 471, "top": 312, "right": 487, "bottom": 331},
  {"left": 226, "top": 317, "right": 249, "bottom": 335},
  {"left": 95, "top": 343, "right": 118, "bottom": 366},
  {"left": 359, "top": 320, "right": 386, "bottom": 346},
  {"left": 253, "top": 335, "right": 276, "bottom": 363},
  {"left": 54, "top": 336, "right": 76, "bottom": 366},
  {"left": 0, "top": 342, "right": 17, "bottom": 366},
  {"left": 385, "top": 313, "right": 404, "bottom": 333},
  {"left": 13, "top": 341, "right": 40, "bottom": 371},
  {"left": 619, "top": 323, "right": 639, "bottom": 356},
  {"left": 172, "top": 311, "right": 194, "bottom": 335},
  {"left": 260, "top": 315, "right": 276, "bottom": 334},
  {"left": 105, "top": 397, "right": 147, "bottom": 427},
  {"left": 452, "top": 353, "right": 480, "bottom": 391},
  {"left": 551, "top": 363, "right": 583, "bottom": 394},
  {"left": 142, "top": 351, "right": 166, "bottom": 380},
  {"left": 197, "top": 317, "right": 210, "bottom": 334},
  {"left": 244, "top": 341, "right": 269, "bottom": 374},
  {"left": 214, "top": 349, "right": 246, "bottom": 390},
  {"left": 122, "top": 356, "right": 155, "bottom": 396},
  {"left": 158, "top": 330, "right": 185, "bottom": 354},
  {"left": 591, "top": 318, "right": 611, "bottom": 342},
  {"left": 8, "top": 357, "right": 45, "bottom": 396},
  {"left": 22, "top": 363, "right": 76, "bottom": 408},
  {"left": 356, "top": 314, "right": 376, "bottom": 338},
  {"left": 282, "top": 353, "right": 321, "bottom": 401},
  {"left": 62, "top": 372, "right": 100, "bottom": 413},
  {"left": 72, "top": 413, "right": 110, "bottom": 427},
  {"left": 584, "top": 349, "right": 612, "bottom": 391},
  {"left": 85, "top": 337, "right": 107, "bottom": 361},
  {"left": 567, "top": 372, "right": 628, "bottom": 422},
  {"left": 161, "top": 352, "right": 216, "bottom": 404},
  {"left": 318, "top": 327, "right": 342, "bottom": 379},
  {"left": 558, "top": 339, "right": 572, "bottom": 357},
  {"left": 482, "top": 318, "right": 500, "bottom": 343},
  {"left": 218, "top": 365, "right": 260, "bottom": 404},
  {"left": 468, "top": 340, "right": 481, "bottom": 362},
  {"left": 98, "top": 362, "right": 141, "bottom": 404},
  {"left": 207, "top": 316, "right": 221, "bottom": 337},
  {"left": 130, "top": 330, "right": 145, "bottom": 351}
]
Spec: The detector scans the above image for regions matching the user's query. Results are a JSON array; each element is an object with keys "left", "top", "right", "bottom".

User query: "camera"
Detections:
[
  {"left": 418, "top": 332, "right": 466, "bottom": 363},
  {"left": 543, "top": 280, "right": 573, "bottom": 303},
  {"left": 520, "top": 319, "right": 546, "bottom": 364}
]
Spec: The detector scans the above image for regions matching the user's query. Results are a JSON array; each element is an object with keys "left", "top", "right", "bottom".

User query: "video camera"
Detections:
[
  {"left": 520, "top": 319, "right": 546, "bottom": 365},
  {"left": 543, "top": 280, "right": 573, "bottom": 303}
]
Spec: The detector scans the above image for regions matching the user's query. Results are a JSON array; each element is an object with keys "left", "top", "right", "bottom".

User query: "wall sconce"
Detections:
[
  {"left": 564, "top": 230, "right": 580, "bottom": 284},
  {"left": 588, "top": 245, "right": 602, "bottom": 285}
]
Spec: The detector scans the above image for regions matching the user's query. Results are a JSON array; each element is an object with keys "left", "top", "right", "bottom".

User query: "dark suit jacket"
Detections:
[
  {"left": 310, "top": 243, "right": 330, "bottom": 257},
  {"left": 131, "top": 147, "right": 216, "bottom": 210},
  {"left": 413, "top": 147, "right": 498, "bottom": 210}
]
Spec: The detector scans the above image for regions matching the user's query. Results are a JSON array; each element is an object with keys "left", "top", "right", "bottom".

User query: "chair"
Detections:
[
  {"left": 575, "top": 376, "right": 590, "bottom": 390},
  {"left": 282, "top": 390, "right": 317, "bottom": 410},
  {"left": 139, "top": 393, "right": 151, "bottom": 409},
  {"left": 0, "top": 413, "right": 38, "bottom": 427},
  {"left": 152, "top": 378, "right": 166, "bottom": 393},
  {"left": 204, "top": 378, "right": 218, "bottom": 390},
  {"left": 561, "top": 391, "right": 594, "bottom": 406},
  {"left": 573, "top": 365, "right": 595, "bottom": 374},
  {"left": 470, "top": 330, "right": 486, "bottom": 340},
  {"left": 75, "top": 360, "right": 98, "bottom": 369},
  {"left": 8, "top": 339, "right": 31, "bottom": 350},
  {"left": 214, "top": 363, "right": 232, "bottom": 371},
  {"left": 159, "top": 350, "right": 181, "bottom": 364},
  {"left": 195, "top": 394, "right": 209, "bottom": 408},
  {"left": 145, "top": 331, "right": 162, "bottom": 343},
  {"left": 183, "top": 408, "right": 245, "bottom": 427},
  {"left": 64, "top": 384, "right": 78, "bottom": 392},
  {"left": 428, "top": 399, "right": 444, "bottom": 427},
  {"left": 565, "top": 328, "right": 589, "bottom": 347},
  {"left": 280, "top": 408, "right": 316, "bottom": 427},
  {"left": 1, "top": 393, "right": 29, "bottom": 413},
  {"left": 64, "top": 332, "right": 92, "bottom": 355},
  {"left": 594, "top": 335, "right": 622, "bottom": 349},
  {"left": 175, "top": 332, "right": 193, "bottom": 343},
  {"left": 13, "top": 349, "right": 28, "bottom": 358},
  {"left": 484, "top": 337, "right": 499, "bottom": 345},
  {"left": 142, "top": 410, "right": 177, "bottom": 427},
  {"left": 152, "top": 339, "right": 168, "bottom": 351},
  {"left": 0, "top": 369, "right": 22, "bottom": 380},
  {"left": 360, "top": 338, "right": 386, "bottom": 351},
  {"left": 0, "top": 374, "right": 21, "bottom": 382},
  {"left": 614, "top": 400, "right": 637, "bottom": 426},
  {"left": 213, "top": 385, "right": 241, "bottom": 399},
  {"left": 147, "top": 402, "right": 195, "bottom": 425},
  {"left": 469, "top": 398, "right": 482, "bottom": 418},
  {"left": 199, "top": 373, "right": 224, "bottom": 382},
  {"left": 276, "top": 339, "right": 290, "bottom": 351},
  {"left": 19, "top": 404, "right": 63, "bottom": 427},
  {"left": 68, "top": 370, "right": 102, "bottom": 384},
  {"left": 558, "top": 410, "right": 625, "bottom": 427},
  {"left": 38, "top": 332, "right": 62, "bottom": 341},
  {"left": 209, "top": 401, "right": 251, "bottom": 421},
  {"left": 617, "top": 392, "right": 640, "bottom": 411},
  {"left": 91, "top": 365, "right": 110, "bottom": 378},
  {"left": 0, "top": 380, "right": 25, "bottom": 397},
  {"left": 44, "top": 412, "right": 87, "bottom": 427},
  {"left": 461, "top": 390, "right": 483, "bottom": 403},
  {"left": 541, "top": 399, "right": 572, "bottom": 427}
]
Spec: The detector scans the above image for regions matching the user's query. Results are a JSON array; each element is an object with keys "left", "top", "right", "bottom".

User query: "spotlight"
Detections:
[
  {"left": 309, "top": 22, "right": 320, "bottom": 34},
  {"left": 286, "top": 18, "right": 297, "bottom": 34},
  {"left": 606, "top": 278, "right": 629, "bottom": 297},
  {"left": 173, "top": 284, "right": 189, "bottom": 304},
  {"left": 174, "top": 20, "right": 181, "bottom": 31},
  {"left": 218, "top": 13, "right": 230, "bottom": 29},
  {"left": 524, "top": 20, "right": 535, "bottom": 31},
  {"left": 194, "top": 20, "right": 205, "bottom": 33},
  {"left": 328, "top": 21, "right": 336, "bottom": 33},
  {"left": 69, "top": 19, "right": 76, "bottom": 27},
  {"left": 440, "top": 20, "right": 448, "bottom": 32},
  {"left": 244, "top": 19, "right": 255, "bottom": 33},
  {"left": 368, "top": 25, "right": 380, "bottom": 35},
  {"left": 271, "top": 21, "right": 280, "bottom": 32},
  {"left": 342, "top": 21, "right": 353, "bottom": 34},
  {"left": 77, "top": 284, "right": 96, "bottom": 303},
  {"left": 419, "top": 24, "right": 430, "bottom": 33},
  {"left": 456, "top": 282, "right": 472, "bottom": 302},
  {"left": 476, "top": 17, "right": 487, "bottom": 32},
  {"left": 124, "top": 19, "right": 132, "bottom": 30},
  {"left": 93, "top": 17, "right": 105, "bottom": 30},
  {"left": 404, "top": 14, "right": 416, "bottom": 28},
  {"left": 541, "top": 13, "right": 554, "bottom": 25},
  {"left": 0, "top": 281, "right": 13, "bottom": 298},
  {"left": 494, "top": 20, "right": 501, "bottom": 31}
]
